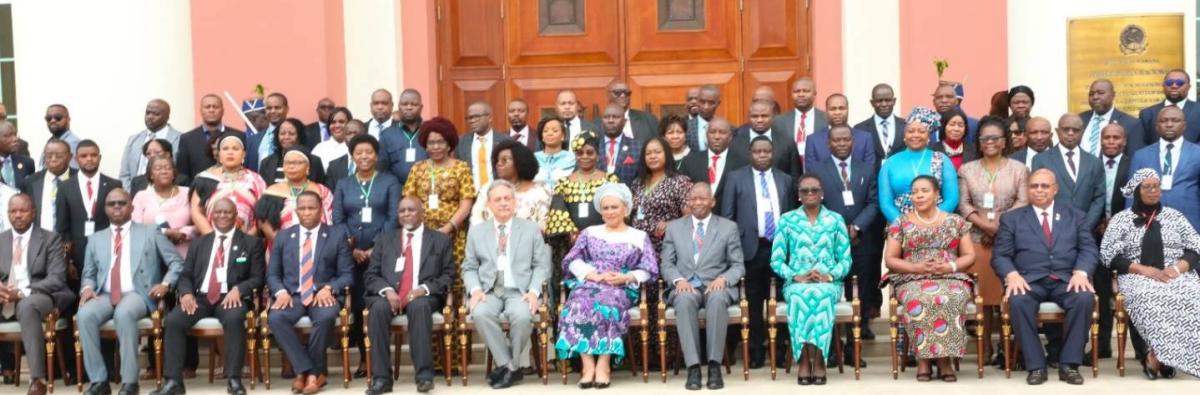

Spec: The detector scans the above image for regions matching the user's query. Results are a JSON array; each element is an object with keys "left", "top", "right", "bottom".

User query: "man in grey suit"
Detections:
[
  {"left": 661, "top": 182, "right": 744, "bottom": 390},
  {"left": 455, "top": 102, "right": 514, "bottom": 191},
  {"left": 1032, "top": 114, "right": 1106, "bottom": 230},
  {"left": 605, "top": 81, "right": 658, "bottom": 143},
  {"left": 463, "top": 180, "right": 551, "bottom": 389},
  {"left": 0, "top": 194, "right": 72, "bottom": 395},
  {"left": 77, "top": 189, "right": 183, "bottom": 395},
  {"left": 118, "top": 99, "right": 181, "bottom": 189},
  {"left": 773, "top": 77, "right": 828, "bottom": 170}
]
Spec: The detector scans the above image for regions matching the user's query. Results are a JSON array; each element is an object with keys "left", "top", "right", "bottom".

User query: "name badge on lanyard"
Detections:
[
  {"left": 842, "top": 190, "right": 855, "bottom": 206},
  {"left": 405, "top": 148, "right": 416, "bottom": 162},
  {"left": 429, "top": 194, "right": 440, "bottom": 209},
  {"left": 578, "top": 202, "right": 589, "bottom": 218},
  {"left": 982, "top": 192, "right": 995, "bottom": 209},
  {"left": 84, "top": 220, "right": 95, "bottom": 236},
  {"left": 361, "top": 207, "right": 373, "bottom": 223},
  {"left": 1162, "top": 174, "right": 1174, "bottom": 191}
]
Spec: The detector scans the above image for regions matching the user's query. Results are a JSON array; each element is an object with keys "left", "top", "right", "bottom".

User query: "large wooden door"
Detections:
[{"left": 437, "top": 0, "right": 811, "bottom": 132}]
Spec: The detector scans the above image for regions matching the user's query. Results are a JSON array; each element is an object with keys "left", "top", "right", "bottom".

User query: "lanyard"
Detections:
[
  {"left": 909, "top": 149, "right": 930, "bottom": 178},
  {"left": 357, "top": 173, "right": 376, "bottom": 202},
  {"left": 289, "top": 181, "right": 309, "bottom": 201}
]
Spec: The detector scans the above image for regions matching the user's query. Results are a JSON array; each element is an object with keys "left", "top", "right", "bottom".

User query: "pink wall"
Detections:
[
  {"left": 812, "top": 0, "right": 844, "bottom": 101},
  {"left": 190, "top": 0, "right": 347, "bottom": 127},
  {"left": 899, "top": 0, "right": 1007, "bottom": 117},
  {"left": 402, "top": 0, "right": 439, "bottom": 117}
]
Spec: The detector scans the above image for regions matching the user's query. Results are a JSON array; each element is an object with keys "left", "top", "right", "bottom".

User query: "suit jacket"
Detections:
[
  {"left": 992, "top": 204, "right": 1099, "bottom": 283},
  {"left": 853, "top": 115, "right": 907, "bottom": 166},
  {"left": 304, "top": 122, "right": 328, "bottom": 150},
  {"left": 56, "top": 173, "right": 120, "bottom": 266},
  {"left": 267, "top": 225, "right": 353, "bottom": 296},
  {"left": 177, "top": 230, "right": 264, "bottom": 301},
  {"left": 0, "top": 154, "right": 34, "bottom": 189},
  {"left": 454, "top": 131, "right": 514, "bottom": 174},
  {"left": 176, "top": 126, "right": 241, "bottom": 180},
  {"left": 1138, "top": 100, "right": 1200, "bottom": 145},
  {"left": 625, "top": 109, "right": 659, "bottom": 143},
  {"left": 1031, "top": 146, "right": 1105, "bottom": 229},
  {"left": 1128, "top": 140, "right": 1200, "bottom": 229},
  {"left": 1080, "top": 109, "right": 1144, "bottom": 154},
  {"left": 128, "top": 173, "right": 191, "bottom": 197},
  {"left": 19, "top": 169, "right": 75, "bottom": 225},
  {"left": 679, "top": 148, "right": 747, "bottom": 209},
  {"left": 729, "top": 126, "right": 802, "bottom": 176},
  {"left": 364, "top": 228, "right": 454, "bottom": 306},
  {"left": 1104, "top": 154, "right": 1131, "bottom": 220},
  {"left": 660, "top": 215, "right": 744, "bottom": 297},
  {"left": 324, "top": 156, "right": 350, "bottom": 191},
  {"left": 80, "top": 222, "right": 184, "bottom": 310},
  {"left": 718, "top": 167, "right": 797, "bottom": 260},
  {"left": 803, "top": 127, "right": 878, "bottom": 170},
  {"left": 119, "top": 127, "right": 182, "bottom": 189},
  {"left": 772, "top": 108, "right": 830, "bottom": 145},
  {"left": 0, "top": 227, "right": 73, "bottom": 308},
  {"left": 596, "top": 134, "right": 642, "bottom": 185},
  {"left": 685, "top": 116, "right": 709, "bottom": 152},
  {"left": 810, "top": 156, "right": 882, "bottom": 250},
  {"left": 461, "top": 218, "right": 551, "bottom": 296},
  {"left": 930, "top": 141, "right": 980, "bottom": 164}
]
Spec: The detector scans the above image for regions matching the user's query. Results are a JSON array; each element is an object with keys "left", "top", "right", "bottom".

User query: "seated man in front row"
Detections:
[
  {"left": 363, "top": 197, "right": 454, "bottom": 395},
  {"left": 463, "top": 180, "right": 551, "bottom": 389},
  {"left": 661, "top": 182, "right": 744, "bottom": 390},
  {"left": 992, "top": 169, "right": 1097, "bottom": 386}
]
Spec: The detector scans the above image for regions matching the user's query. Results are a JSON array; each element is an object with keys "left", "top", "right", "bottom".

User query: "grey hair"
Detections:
[{"left": 485, "top": 179, "right": 516, "bottom": 200}]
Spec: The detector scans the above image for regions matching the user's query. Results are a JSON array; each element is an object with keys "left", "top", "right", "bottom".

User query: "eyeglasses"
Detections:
[
  {"left": 1164, "top": 79, "right": 1188, "bottom": 88},
  {"left": 609, "top": 89, "right": 631, "bottom": 97},
  {"left": 979, "top": 136, "right": 1004, "bottom": 143},
  {"left": 44, "top": 115, "right": 63, "bottom": 122},
  {"left": 466, "top": 113, "right": 490, "bottom": 120},
  {"left": 1028, "top": 183, "right": 1053, "bottom": 190},
  {"left": 398, "top": 207, "right": 420, "bottom": 213},
  {"left": 799, "top": 187, "right": 823, "bottom": 195},
  {"left": 1141, "top": 183, "right": 1161, "bottom": 192},
  {"left": 317, "top": 104, "right": 335, "bottom": 110},
  {"left": 106, "top": 201, "right": 129, "bottom": 207}
]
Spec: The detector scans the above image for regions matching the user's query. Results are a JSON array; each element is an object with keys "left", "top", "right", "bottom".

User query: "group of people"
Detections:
[{"left": 0, "top": 67, "right": 1197, "bottom": 395}]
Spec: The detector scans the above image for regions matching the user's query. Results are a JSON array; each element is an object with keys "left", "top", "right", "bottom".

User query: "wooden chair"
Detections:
[
  {"left": 1112, "top": 269, "right": 1129, "bottom": 377},
  {"left": 74, "top": 301, "right": 166, "bottom": 391},
  {"left": 555, "top": 280, "right": 652, "bottom": 384},
  {"left": 767, "top": 275, "right": 863, "bottom": 380},
  {"left": 457, "top": 284, "right": 550, "bottom": 385},
  {"left": 362, "top": 293, "right": 456, "bottom": 387},
  {"left": 656, "top": 278, "right": 750, "bottom": 382},
  {"left": 0, "top": 308, "right": 68, "bottom": 392},
  {"left": 186, "top": 289, "right": 260, "bottom": 388},
  {"left": 1001, "top": 293, "right": 1100, "bottom": 378},
  {"left": 259, "top": 286, "right": 352, "bottom": 390},
  {"left": 888, "top": 273, "right": 986, "bottom": 379}
]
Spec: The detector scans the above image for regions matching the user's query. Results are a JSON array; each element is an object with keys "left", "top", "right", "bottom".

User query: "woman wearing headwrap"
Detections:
[
  {"left": 549, "top": 132, "right": 622, "bottom": 233},
  {"left": 1099, "top": 168, "right": 1200, "bottom": 379},
  {"left": 254, "top": 147, "right": 333, "bottom": 244},
  {"left": 555, "top": 183, "right": 659, "bottom": 388},
  {"left": 190, "top": 131, "right": 267, "bottom": 234},
  {"left": 878, "top": 106, "right": 960, "bottom": 222}
]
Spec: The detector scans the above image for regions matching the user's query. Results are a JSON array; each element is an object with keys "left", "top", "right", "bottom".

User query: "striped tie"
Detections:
[
  {"left": 300, "top": 231, "right": 315, "bottom": 306},
  {"left": 759, "top": 171, "right": 776, "bottom": 240},
  {"left": 1088, "top": 116, "right": 1104, "bottom": 154}
]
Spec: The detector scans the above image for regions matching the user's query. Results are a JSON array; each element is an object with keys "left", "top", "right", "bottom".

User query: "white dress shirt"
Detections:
[
  {"left": 873, "top": 114, "right": 893, "bottom": 156},
  {"left": 835, "top": 156, "right": 853, "bottom": 187},
  {"left": 1024, "top": 147, "right": 1041, "bottom": 169},
  {"left": 696, "top": 116, "right": 709, "bottom": 151},
  {"left": 509, "top": 125, "right": 532, "bottom": 147},
  {"left": 493, "top": 219, "right": 516, "bottom": 290},
  {"left": 8, "top": 229, "right": 32, "bottom": 296},
  {"left": 470, "top": 131, "right": 496, "bottom": 190},
  {"left": 690, "top": 215, "right": 709, "bottom": 263},
  {"left": 39, "top": 172, "right": 67, "bottom": 231},
  {"left": 379, "top": 225, "right": 430, "bottom": 295},
  {"left": 294, "top": 224, "right": 322, "bottom": 293},
  {"left": 1035, "top": 202, "right": 1056, "bottom": 233},
  {"left": 367, "top": 118, "right": 393, "bottom": 140},
  {"left": 566, "top": 116, "right": 585, "bottom": 142},
  {"left": 1082, "top": 108, "right": 1113, "bottom": 156},
  {"left": 201, "top": 229, "right": 234, "bottom": 295},
  {"left": 1165, "top": 99, "right": 1187, "bottom": 110},
  {"left": 752, "top": 169, "right": 780, "bottom": 238},
  {"left": 708, "top": 149, "right": 729, "bottom": 187},
  {"left": 748, "top": 128, "right": 773, "bottom": 142},
  {"left": 77, "top": 172, "right": 100, "bottom": 219},
  {"left": 1103, "top": 153, "right": 1122, "bottom": 216},
  {"left": 794, "top": 107, "right": 816, "bottom": 154},
  {"left": 102, "top": 225, "right": 134, "bottom": 296},
  {"left": 622, "top": 110, "right": 634, "bottom": 139},
  {"left": 1059, "top": 146, "right": 1080, "bottom": 182}
]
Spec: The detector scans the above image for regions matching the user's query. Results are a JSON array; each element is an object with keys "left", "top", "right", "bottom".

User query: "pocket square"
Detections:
[{"left": 622, "top": 156, "right": 635, "bottom": 165}]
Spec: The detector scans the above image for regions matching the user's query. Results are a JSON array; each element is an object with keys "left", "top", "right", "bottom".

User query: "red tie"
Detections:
[
  {"left": 839, "top": 161, "right": 850, "bottom": 190},
  {"left": 795, "top": 112, "right": 808, "bottom": 143},
  {"left": 206, "top": 235, "right": 227, "bottom": 305},
  {"left": 86, "top": 179, "right": 95, "bottom": 214},
  {"left": 1041, "top": 212, "right": 1052, "bottom": 247},
  {"left": 398, "top": 232, "right": 415, "bottom": 307},
  {"left": 607, "top": 139, "right": 618, "bottom": 169},
  {"left": 110, "top": 226, "right": 124, "bottom": 306},
  {"left": 709, "top": 154, "right": 720, "bottom": 184}
]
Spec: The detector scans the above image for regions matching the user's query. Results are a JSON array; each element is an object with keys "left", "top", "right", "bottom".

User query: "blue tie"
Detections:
[{"left": 760, "top": 171, "right": 776, "bottom": 240}]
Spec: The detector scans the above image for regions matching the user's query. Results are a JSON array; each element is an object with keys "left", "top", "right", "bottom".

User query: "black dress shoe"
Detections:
[
  {"left": 118, "top": 383, "right": 139, "bottom": 395},
  {"left": 1058, "top": 368, "right": 1084, "bottom": 385},
  {"left": 148, "top": 379, "right": 184, "bottom": 395},
  {"left": 491, "top": 368, "right": 523, "bottom": 389},
  {"left": 812, "top": 375, "right": 827, "bottom": 385},
  {"left": 594, "top": 381, "right": 609, "bottom": 390},
  {"left": 364, "top": 378, "right": 393, "bottom": 395},
  {"left": 1159, "top": 365, "right": 1176, "bottom": 379},
  {"left": 684, "top": 365, "right": 702, "bottom": 391},
  {"left": 797, "top": 375, "right": 811, "bottom": 386},
  {"left": 1026, "top": 369, "right": 1047, "bottom": 385},
  {"left": 85, "top": 382, "right": 112, "bottom": 395},
  {"left": 416, "top": 379, "right": 434, "bottom": 393},
  {"left": 226, "top": 379, "right": 246, "bottom": 395},
  {"left": 486, "top": 367, "right": 508, "bottom": 387},
  {"left": 354, "top": 368, "right": 368, "bottom": 379},
  {"left": 706, "top": 363, "right": 724, "bottom": 390},
  {"left": 577, "top": 381, "right": 593, "bottom": 389}
]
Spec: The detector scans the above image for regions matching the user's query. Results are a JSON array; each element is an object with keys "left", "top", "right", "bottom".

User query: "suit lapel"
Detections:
[
  {"left": 771, "top": 169, "right": 788, "bottom": 209},
  {"left": 129, "top": 225, "right": 144, "bottom": 272},
  {"left": 699, "top": 220, "right": 717, "bottom": 258},
  {"left": 1049, "top": 148, "right": 1078, "bottom": 191},
  {"left": 419, "top": 229, "right": 435, "bottom": 279},
  {"left": 225, "top": 231, "right": 242, "bottom": 278},
  {"left": 0, "top": 232, "right": 11, "bottom": 277}
]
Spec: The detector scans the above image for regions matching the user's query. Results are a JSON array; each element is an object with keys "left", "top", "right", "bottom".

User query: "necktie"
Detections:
[
  {"left": 398, "top": 232, "right": 415, "bottom": 306},
  {"left": 1105, "top": 158, "right": 1117, "bottom": 216},
  {"left": 2, "top": 235, "right": 20, "bottom": 318},
  {"left": 880, "top": 118, "right": 890, "bottom": 155},
  {"left": 476, "top": 136, "right": 489, "bottom": 186},
  {"left": 258, "top": 128, "right": 275, "bottom": 163},
  {"left": 86, "top": 179, "right": 94, "bottom": 214},
  {"left": 693, "top": 221, "right": 705, "bottom": 253},
  {"left": 376, "top": 123, "right": 384, "bottom": 136},
  {"left": 760, "top": 171, "right": 776, "bottom": 240},
  {"left": 512, "top": 133, "right": 523, "bottom": 147},
  {"left": 0, "top": 157, "right": 10, "bottom": 186},
  {"left": 1088, "top": 116, "right": 1104, "bottom": 154},
  {"left": 607, "top": 139, "right": 618, "bottom": 170},
  {"left": 1065, "top": 151, "right": 1077, "bottom": 179},
  {"left": 839, "top": 161, "right": 850, "bottom": 190},
  {"left": 1041, "top": 212, "right": 1052, "bottom": 247},
  {"left": 496, "top": 224, "right": 508, "bottom": 289},
  {"left": 206, "top": 235, "right": 227, "bottom": 305},
  {"left": 1106, "top": 158, "right": 1115, "bottom": 169},
  {"left": 709, "top": 154, "right": 720, "bottom": 184},
  {"left": 300, "top": 231, "right": 315, "bottom": 306},
  {"left": 110, "top": 226, "right": 124, "bottom": 306},
  {"left": 47, "top": 177, "right": 59, "bottom": 227},
  {"left": 1164, "top": 143, "right": 1175, "bottom": 175},
  {"left": 795, "top": 112, "right": 808, "bottom": 144}
]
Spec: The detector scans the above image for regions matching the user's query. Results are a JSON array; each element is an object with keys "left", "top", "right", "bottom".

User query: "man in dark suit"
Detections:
[
  {"left": 505, "top": 99, "right": 538, "bottom": 150},
  {"left": 685, "top": 87, "right": 701, "bottom": 120},
  {"left": 304, "top": 97, "right": 335, "bottom": 150},
  {"left": 1091, "top": 123, "right": 1132, "bottom": 363},
  {"left": 686, "top": 85, "right": 722, "bottom": 152},
  {"left": 731, "top": 100, "right": 802, "bottom": 176},
  {"left": 1080, "top": 79, "right": 1145, "bottom": 155},
  {"left": 680, "top": 117, "right": 745, "bottom": 209},
  {"left": 0, "top": 104, "right": 29, "bottom": 157},
  {"left": 1128, "top": 105, "right": 1200, "bottom": 230},
  {"left": 19, "top": 139, "right": 72, "bottom": 250},
  {"left": 1031, "top": 114, "right": 1106, "bottom": 230},
  {"left": 363, "top": 197, "right": 454, "bottom": 394},
  {"left": 1011, "top": 117, "right": 1054, "bottom": 169},
  {"left": 605, "top": 81, "right": 658, "bottom": 143},
  {"left": 853, "top": 83, "right": 906, "bottom": 165},
  {"left": 992, "top": 169, "right": 1098, "bottom": 385},
  {"left": 455, "top": 102, "right": 513, "bottom": 191},
  {"left": 0, "top": 121, "right": 34, "bottom": 189},
  {"left": 55, "top": 140, "right": 120, "bottom": 281},
  {"left": 719, "top": 136, "right": 797, "bottom": 368},
  {"left": 0, "top": 194, "right": 72, "bottom": 395},
  {"left": 803, "top": 95, "right": 876, "bottom": 169},
  {"left": 932, "top": 83, "right": 979, "bottom": 143},
  {"left": 596, "top": 103, "right": 642, "bottom": 185},
  {"left": 266, "top": 191, "right": 353, "bottom": 394},
  {"left": 379, "top": 89, "right": 426, "bottom": 187},
  {"left": 151, "top": 198, "right": 264, "bottom": 395},
  {"left": 810, "top": 126, "right": 882, "bottom": 351},
  {"left": 1137, "top": 69, "right": 1200, "bottom": 145},
  {"left": 556, "top": 90, "right": 599, "bottom": 142},
  {"left": 773, "top": 78, "right": 828, "bottom": 165},
  {"left": 176, "top": 95, "right": 241, "bottom": 181}
]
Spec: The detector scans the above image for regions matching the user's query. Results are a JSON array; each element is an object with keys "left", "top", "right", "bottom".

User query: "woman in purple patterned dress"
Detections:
[{"left": 555, "top": 183, "right": 659, "bottom": 388}]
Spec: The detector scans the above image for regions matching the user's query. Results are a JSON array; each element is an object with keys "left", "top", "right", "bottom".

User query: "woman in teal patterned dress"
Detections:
[{"left": 770, "top": 174, "right": 851, "bottom": 385}]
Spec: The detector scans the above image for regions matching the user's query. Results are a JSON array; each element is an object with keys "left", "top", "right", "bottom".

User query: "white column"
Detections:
[
  {"left": 842, "top": 0, "right": 902, "bottom": 120},
  {"left": 343, "top": 0, "right": 401, "bottom": 118}
]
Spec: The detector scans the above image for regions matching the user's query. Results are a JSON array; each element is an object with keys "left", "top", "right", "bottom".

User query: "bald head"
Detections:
[
  {"left": 791, "top": 77, "right": 817, "bottom": 111},
  {"left": 144, "top": 99, "right": 170, "bottom": 131},
  {"left": 1026, "top": 116, "right": 1053, "bottom": 152},
  {"left": 556, "top": 90, "right": 579, "bottom": 119},
  {"left": 1028, "top": 169, "right": 1058, "bottom": 208},
  {"left": 1156, "top": 105, "right": 1186, "bottom": 141}
]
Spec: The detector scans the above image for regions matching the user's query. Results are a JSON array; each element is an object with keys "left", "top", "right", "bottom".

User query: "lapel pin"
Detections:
[
  {"left": 232, "top": 245, "right": 239, "bottom": 251},
  {"left": 291, "top": 232, "right": 296, "bottom": 239},
  {"left": 16, "top": 163, "right": 22, "bottom": 170},
  {"left": 1055, "top": 213, "right": 1061, "bottom": 221}
]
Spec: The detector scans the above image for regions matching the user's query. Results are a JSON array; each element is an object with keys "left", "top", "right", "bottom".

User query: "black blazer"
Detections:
[
  {"left": 304, "top": 122, "right": 327, "bottom": 150},
  {"left": 810, "top": 156, "right": 882, "bottom": 251},
  {"left": 364, "top": 228, "right": 454, "bottom": 306},
  {"left": 176, "top": 126, "right": 242, "bottom": 180},
  {"left": 1138, "top": 100, "right": 1200, "bottom": 146},
  {"left": 718, "top": 166, "right": 797, "bottom": 260},
  {"left": 679, "top": 148, "right": 747, "bottom": 209},
  {"left": 19, "top": 169, "right": 76, "bottom": 223},
  {"left": 626, "top": 109, "right": 659, "bottom": 143},
  {"left": 55, "top": 173, "right": 120, "bottom": 266},
  {"left": 324, "top": 156, "right": 350, "bottom": 190},
  {"left": 729, "top": 125, "right": 803, "bottom": 176},
  {"left": 258, "top": 151, "right": 327, "bottom": 185},
  {"left": 1105, "top": 154, "right": 1131, "bottom": 220},
  {"left": 0, "top": 154, "right": 35, "bottom": 188},
  {"left": 853, "top": 115, "right": 907, "bottom": 166},
  {"left": 454, "top": 132, "right": 514, "bottom": 167},
  {"left": 177, "top": 230, "right": 265, "bottom": 301},
  {"left": 1080, "top": 109, "right": 1144, "bottom": 154}
]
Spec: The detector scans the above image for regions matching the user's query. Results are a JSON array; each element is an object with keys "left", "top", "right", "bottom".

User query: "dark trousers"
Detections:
[
  {"left": 838, "top": 249, "right": 882, "bottom": 355},
  {"left": 350, "top": 265, "right": 367, "bottom": 364},
  {"left": 1010, "top": 278, "right": 1094, "bottom": 371},
  {"left": 267, "top": 298, "right": 341, "bottom": 375},
  {"left": 744, "top": 239, "right": 774, "bottom": 359},
  {"left": 367, "top": 296, "right": 441, "bottom": 382},
  {"left": 161, "top": 294, "right": 249, "bottom": 380}
]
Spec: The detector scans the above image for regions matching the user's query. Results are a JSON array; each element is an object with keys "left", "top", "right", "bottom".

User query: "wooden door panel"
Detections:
[
  {"left": 508, "top": 74, "right": 614, "bottom": 123},
  {"left": 505, "top": 0, "right": 620, "bottom": 66},
  {"left": 741, "top": 0, "right": 805, "bottom": 60},
  {"left": 629, "top": 70, "right": 740, "bottom": 121},
  {"left": 442, "top": 0, "right": 505, "bottom": 67},
  {"left": 439, "top": 75, "right": 507, "bottom": 132},
  {"left": 625, "top": 0, "right": 740, "bottom": 63}
]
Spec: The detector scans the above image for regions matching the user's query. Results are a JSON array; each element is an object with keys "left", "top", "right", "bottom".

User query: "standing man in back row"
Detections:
[
  {"left": 687, "top": 85, "right": 722, "bottom": 153},
  {"left": 119, "top": 99, "right": 181, "bottom": 189},
  {"left": 380, "top": 89, "right": 427, "bottom": 187},
  {"left": 854, "top": 83, "right": 906, "bottom": 166},
  {"left": 773, "top": 78, "right": 827, "bottom": 171}
]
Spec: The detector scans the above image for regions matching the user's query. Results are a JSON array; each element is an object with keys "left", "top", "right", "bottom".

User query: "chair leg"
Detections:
[
  {"left": 1002, "top": 314, "right": 1012, "bottom": 379},
  {"left": 854, "top": 322, "right": 863, "bottom": 380},
  {"left": 342, "top": 319, "right": 350, "bottom": 388},
  {"left": 657, "top": 326, "right": 667, "bottom": 383},
  {"left": 363, "top": 315, "right": 372, "bottom": 388},
  {"left": 458, "top": 330, "right": 468, "bottom": 386},
  {"left": 15, "top": 339, "right": 23, "bottom": 387},
  {"left": 889, "top": 318, "right": 898, "bottom": 380},
  {"left": 393, "top": 332, "right": 402, "bottom": 381},
  {"left": 538, "top": 325, "right": 549, "bottom": 385},
  {"left": 742, "top": 322, "right": 750, "bottom": 381},
  {"left": 47, "top": 327, "right": 56, "bottom": 393},
  {"left": 73, "top": 322, "right": 82, "bottom": 392},
  {"left": 208, "top": 339, "right": 217, "bottom": 383},
  {"left": 262, "top": 333, "right": 272, "bottom": 390},
  {"left": 834, "top": 324, "right": 844, "bottom": 374},
  {"left": 441, "top": 330, "right": 453, "bottom": 386}
]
